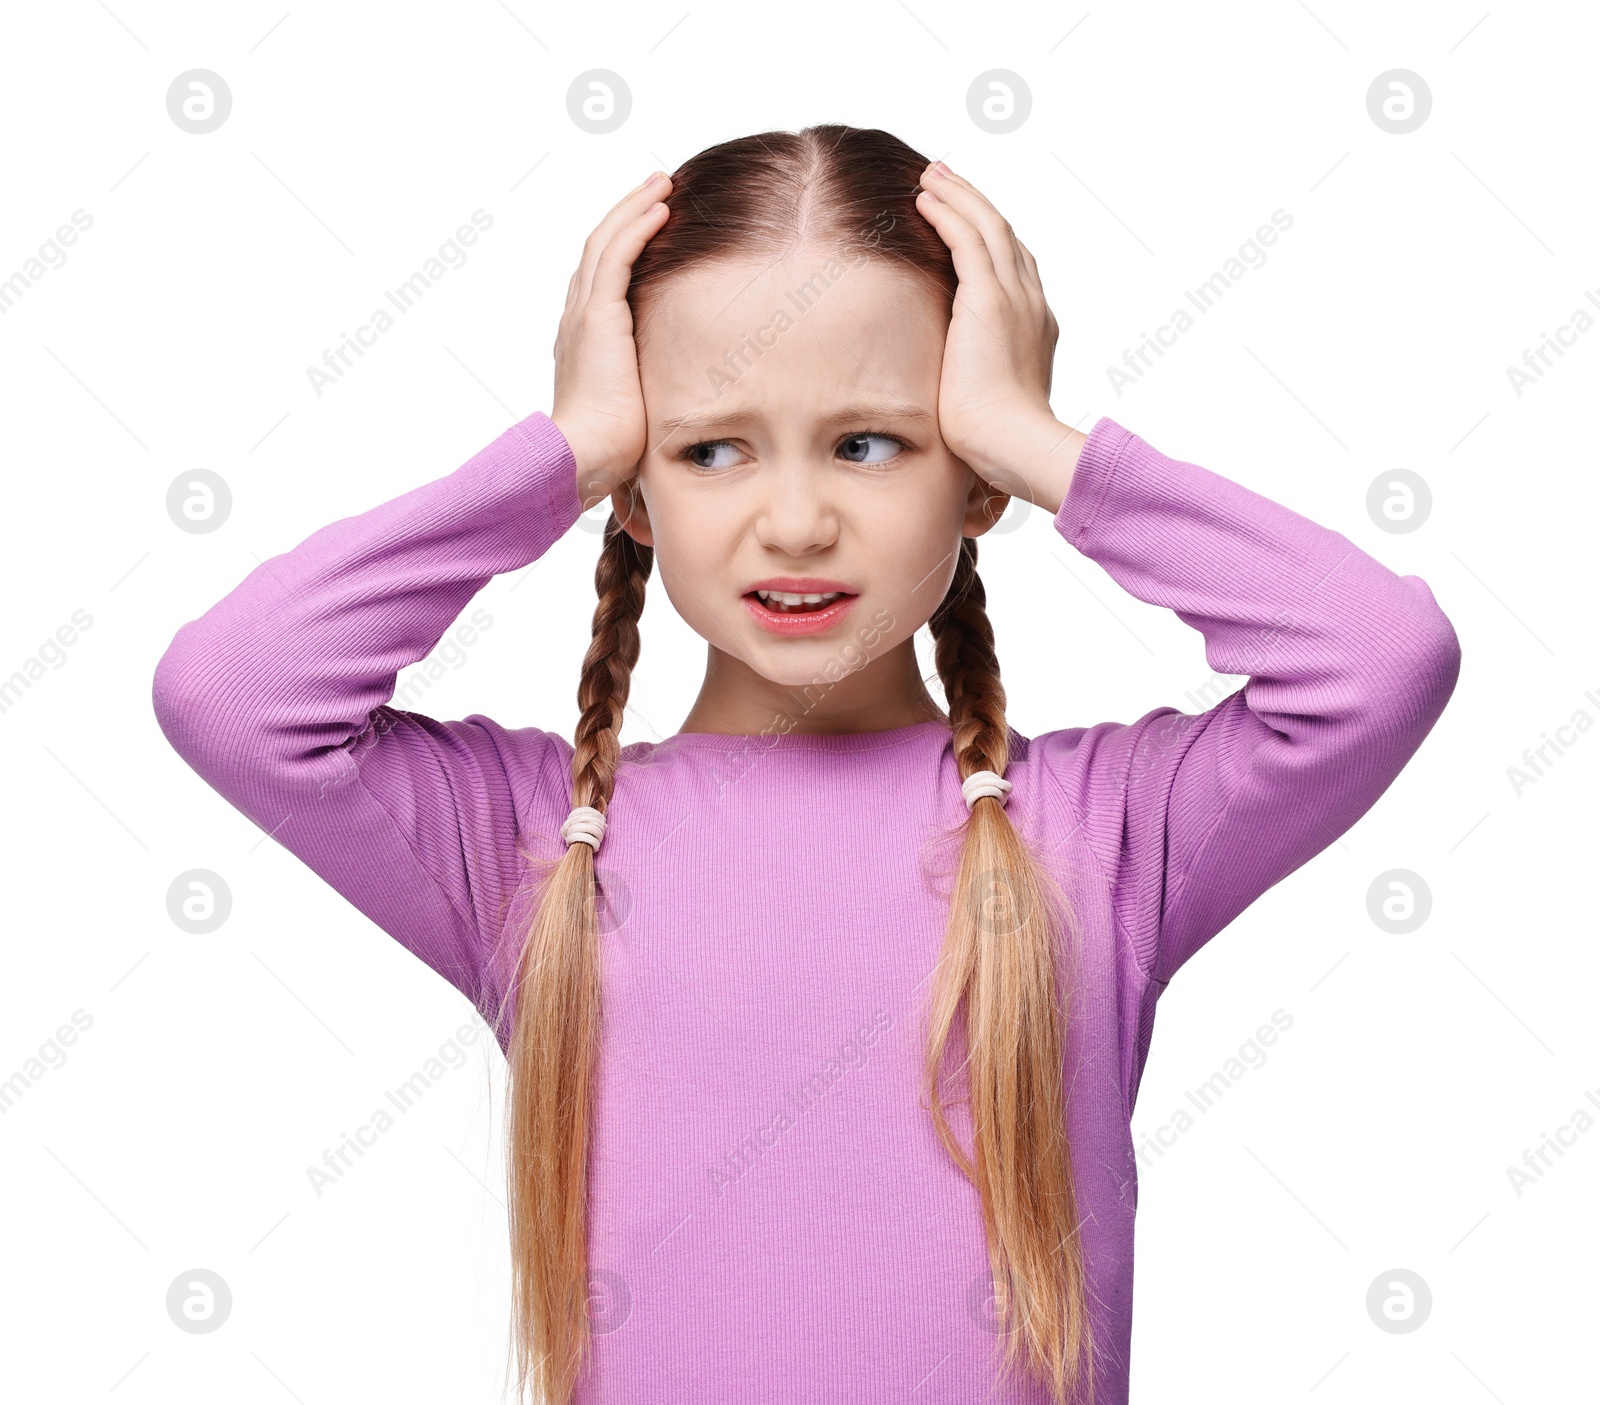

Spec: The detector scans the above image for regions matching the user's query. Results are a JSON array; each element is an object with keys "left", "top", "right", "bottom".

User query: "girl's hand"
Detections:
[
  {"left": 914, "top": 162, "right": 1083, "bottom": 514},
  {"left": 551, "top": 171, "right": 674, "bottom": 509}
]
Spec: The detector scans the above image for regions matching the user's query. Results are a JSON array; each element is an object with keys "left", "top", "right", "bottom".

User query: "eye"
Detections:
[
  {"left": 679, "top": 440, "right": 748, "bottom": 472},
  {"left": 837, "top": 432, "right": 908, "bottom": 465}
]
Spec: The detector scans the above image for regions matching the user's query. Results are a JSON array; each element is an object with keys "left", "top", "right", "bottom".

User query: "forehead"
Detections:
[{"left": 635, "top": 249, "right": 948, "bottom": 413}]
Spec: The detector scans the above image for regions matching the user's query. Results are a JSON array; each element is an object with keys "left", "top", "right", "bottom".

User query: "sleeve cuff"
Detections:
[
  {"left": 509, "top": 410, "right": 583, "bottom": 534},
  {"left": 1054, "top": 415, "right": 1136, "bottom": 549}
]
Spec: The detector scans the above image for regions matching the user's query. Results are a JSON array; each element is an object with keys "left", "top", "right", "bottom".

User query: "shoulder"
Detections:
[
  {"left": 1021, "top": 701, "right": 1235, "bottom": 791},
  {"left": 455, "top": 713, "right": 578, "bottom": 840},
  {"left": 1009, "top": 703, "right": 1229, "bottom": 870},
  {"left": 460, "top": 719, "right": 701, "bottom": 835}
]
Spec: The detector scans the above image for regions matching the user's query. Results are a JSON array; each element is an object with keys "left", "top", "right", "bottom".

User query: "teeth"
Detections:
[{"left": 756, "top": 589, "right": 843, "bottom": 609}]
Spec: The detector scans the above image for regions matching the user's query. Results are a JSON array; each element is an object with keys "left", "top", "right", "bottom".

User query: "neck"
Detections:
[{"left": 678, "top": 637, "right": 948, "bottom": 736}]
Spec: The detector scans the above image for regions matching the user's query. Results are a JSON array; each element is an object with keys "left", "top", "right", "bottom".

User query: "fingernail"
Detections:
[
  {"left": 640, "top": 170, "right": 661, "bottom": 189},
  {"left": 933, "top": 160, "right": 952, "bottom": 176}
]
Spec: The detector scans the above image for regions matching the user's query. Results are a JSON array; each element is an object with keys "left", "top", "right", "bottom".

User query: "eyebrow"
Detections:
[{"left": 656, "top": 401, "right": 934, "bottom": 437}]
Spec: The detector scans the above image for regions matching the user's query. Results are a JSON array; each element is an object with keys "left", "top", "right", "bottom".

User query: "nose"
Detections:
[{"left": 754, "top": 457, "right": 840, "bottom": 558}]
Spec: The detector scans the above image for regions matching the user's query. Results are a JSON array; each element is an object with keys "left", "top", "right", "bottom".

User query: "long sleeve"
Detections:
[
  {"left": 151, "top": 410, "right": 584, "bottom": 1023},
  {"left": 1037, "top": 417, "right": 1461, "bottom": 992}
]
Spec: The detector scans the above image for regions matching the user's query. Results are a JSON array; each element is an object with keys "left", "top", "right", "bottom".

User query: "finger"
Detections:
[
  {"left": 942, "top": 164, "right": 1041, "bottom": 305},
  {"left": 915, "top": 184, "right": 1009, "bottom": 314},
  {"left": 921, "top": 165, "right": 1025, "bottom": 299},
  {"left": 577, "top": 171, "right": 671, "bottom": 304},
  {"left": 1015, "top": 237, "right": 1039, "bottom": 285},
  {"left": 577, "top": 172, "right": 673, "bottom": 304},
  {"left": 589, "top": 198, "right": 672, "bottom": 306},
  {"left": 1012, "top": 236, "right": 1050, "bottom": 312},
  {"left": 936, "top": 168, "right": 1030, "bottom": 296}
]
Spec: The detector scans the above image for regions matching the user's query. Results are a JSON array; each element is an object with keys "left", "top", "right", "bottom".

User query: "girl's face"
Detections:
[{"left": 617, "top": 248, "right": 1004, "bottom": 694}]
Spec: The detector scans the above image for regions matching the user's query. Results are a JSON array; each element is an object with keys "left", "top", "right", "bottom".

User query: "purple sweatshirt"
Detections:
[{"left": 151, "top": 411, "right": 1459, "bottom": 1403}]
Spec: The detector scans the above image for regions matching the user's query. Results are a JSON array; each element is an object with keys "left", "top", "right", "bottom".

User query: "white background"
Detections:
[{"left": 1, "top": 1, "right": 1595, "bottom": 1399}]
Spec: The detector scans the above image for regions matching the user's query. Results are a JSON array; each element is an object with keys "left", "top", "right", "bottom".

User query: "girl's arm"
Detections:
[
  {"left": 151, "top": 412, "right": 582, "bottom": 1024},
  {"left": 1037, "top": 417, "right": 1461, "bottom": 989}
]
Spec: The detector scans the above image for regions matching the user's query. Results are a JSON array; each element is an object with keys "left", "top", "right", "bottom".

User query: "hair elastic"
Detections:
[
  {"left": 560, "top": 805, "right": 607, "bottom": 850},
  {"left": 961, "top": 770, "right": 1013, "bottom": 810}
]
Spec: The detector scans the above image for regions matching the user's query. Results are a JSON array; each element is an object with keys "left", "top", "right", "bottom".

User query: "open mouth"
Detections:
[
  {"left": 748, "top": 588, "right": 853, "bottom": 614},
  {"left": 741, "top": 588, "right": 860, "bottom": 635}
]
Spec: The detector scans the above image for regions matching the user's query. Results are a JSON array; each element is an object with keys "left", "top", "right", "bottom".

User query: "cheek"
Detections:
[
  {"left": 642, "top": 491, "right": 743, "bottom": 634},
  {"left": 858, "top": 527, "right": 964, "bottom": 642},
  {"left": 873, "top": 482, "right": 971, "bottom": 616}
]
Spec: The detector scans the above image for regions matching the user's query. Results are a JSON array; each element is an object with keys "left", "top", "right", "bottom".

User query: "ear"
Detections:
[
  {"left": 959, "top": 468, "right": 1012, "bottom": 538},
  {"left": 609, "top": 477, "right": 654, "bottom": 547}
]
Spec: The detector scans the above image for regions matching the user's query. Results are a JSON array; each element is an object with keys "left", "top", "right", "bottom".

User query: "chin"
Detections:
[
  {"left": 740, "top": 625, "right": 894, "bottom": 695},
  {"left": 735, "top": 641, "right": 840, "bottom": 689}
]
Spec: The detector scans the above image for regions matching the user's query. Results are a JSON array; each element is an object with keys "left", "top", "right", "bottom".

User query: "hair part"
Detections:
[
  {"left": 494, "top": 124, "right": 1094, "bottom": 1404},
  {"left": 626, "top": 124, "right": 957, "bottom": 346}
]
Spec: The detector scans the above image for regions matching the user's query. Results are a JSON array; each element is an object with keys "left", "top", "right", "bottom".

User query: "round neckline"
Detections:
[{"left": 654, "top": 717, "right": 954, "bottom": 753}]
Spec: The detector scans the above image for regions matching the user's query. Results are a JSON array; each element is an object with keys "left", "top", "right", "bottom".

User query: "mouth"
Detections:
[{"left": 741, "top": 586, "right": 860, "bottom": 637}]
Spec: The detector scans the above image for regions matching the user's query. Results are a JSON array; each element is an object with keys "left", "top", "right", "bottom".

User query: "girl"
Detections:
[{"left": 152, "top": 125, "right": 1460, "bottom": 1404}]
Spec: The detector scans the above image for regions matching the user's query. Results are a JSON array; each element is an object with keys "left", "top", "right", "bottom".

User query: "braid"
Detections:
[
  {"left": 923, "top": 533, "right": 1096, "bottom": 1402},
  {"left": 929, "top": 536, "right": 1009, "bottom": 776},
  {"left": 500, "top": 501, "right": 653, "bottom": 1405},
  {"left": 571, "top": 508, "right": 653, "bottom": 810}
]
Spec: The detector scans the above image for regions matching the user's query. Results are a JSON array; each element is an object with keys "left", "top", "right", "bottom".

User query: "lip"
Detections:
[
  {"left": 744, "top": 576, "right": 858, "bottom": 594},
  {"left": 742, "top": 578, "right": 860, "bottom": 638}
]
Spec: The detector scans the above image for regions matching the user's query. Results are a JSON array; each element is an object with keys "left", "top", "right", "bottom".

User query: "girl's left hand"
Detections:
[{"left": 915, "top": 162, "right": 1080, "bottom": 514}]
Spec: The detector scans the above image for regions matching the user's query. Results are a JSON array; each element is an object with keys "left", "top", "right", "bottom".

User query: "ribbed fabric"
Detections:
[{"left": 150, "top": 411, "right": 1460, "bottom": 1403}]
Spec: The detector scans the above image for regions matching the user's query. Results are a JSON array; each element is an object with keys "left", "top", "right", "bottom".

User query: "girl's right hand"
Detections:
[{"left": 550, "top": 170, "right": 674, "bottom": 510}]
